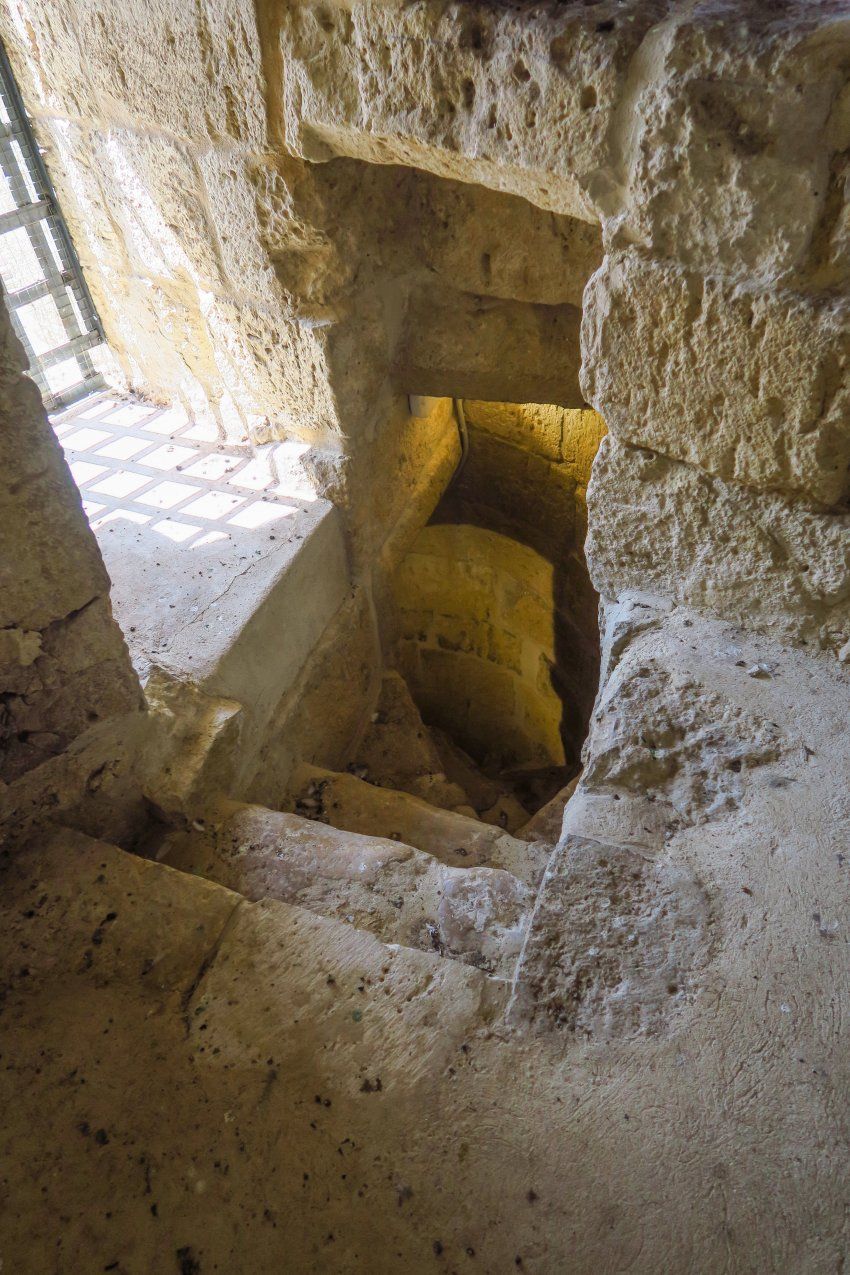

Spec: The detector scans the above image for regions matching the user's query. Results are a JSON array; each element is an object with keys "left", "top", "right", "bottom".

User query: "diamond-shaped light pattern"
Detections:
[{"left": 51, "top": 392, "right": 311, "bottom": 551}]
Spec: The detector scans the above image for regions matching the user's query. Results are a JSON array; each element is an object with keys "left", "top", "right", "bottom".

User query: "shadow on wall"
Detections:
[{"left": 392, "top": 401, "right": 606, "bottom": 800}]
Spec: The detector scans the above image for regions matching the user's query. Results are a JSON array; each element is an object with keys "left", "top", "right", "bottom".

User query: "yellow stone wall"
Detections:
[{"left": 393, "top": 524, "right": 563, "bottom": 768}]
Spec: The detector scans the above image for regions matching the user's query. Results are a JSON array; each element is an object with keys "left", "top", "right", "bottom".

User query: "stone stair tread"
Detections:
[
  {"left": 429, "top": 726, "right": 530, "bottom": 832},
  {"left": 158, "top": 799, "right": 531, "bottom": 978},
  {"left": 517, "top": 774, "right": 582, "bottom": 845},
  {"left": 289, "top": 763, "right": 551, "bottom": 887},
  {"left": 347, "top": 671, "right": 471, "bottom": 811}
]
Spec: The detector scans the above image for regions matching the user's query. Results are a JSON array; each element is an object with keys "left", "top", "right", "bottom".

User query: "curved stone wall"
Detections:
[{"left": 393, "top": 523, "right": 563, "bottom": 770}]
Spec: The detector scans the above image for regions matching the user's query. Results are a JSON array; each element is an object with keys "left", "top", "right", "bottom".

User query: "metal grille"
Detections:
[{"left": 0, "top": 40, "right": 104, "bottom": 410}]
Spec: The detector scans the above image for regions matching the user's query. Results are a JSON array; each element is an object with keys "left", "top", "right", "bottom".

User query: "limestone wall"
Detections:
[
  {"left": 270, "top": 0, "right": 850, "bottom": 658},
  {"left": 0, "top": 294, "right": 145, "bottom": 843},
  {"left": 394, "top": 525, "right": 565, "bottom": 770},
  {"left": 1, "top": 0, "right": 271, "bottom": 433},
  {"left": 446, "top": 402, "right": 606, "bottom": 554},
  {"left": 1, "top": 2, "right": 601, "bottom": 571},
  {"left": 2, "top": 7, "right": 850, "bottom": 1268}
]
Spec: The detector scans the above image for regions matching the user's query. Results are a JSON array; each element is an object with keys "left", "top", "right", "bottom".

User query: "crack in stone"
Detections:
[{"left": 179, "top": 895, "right": 245, "bottom": 1036}]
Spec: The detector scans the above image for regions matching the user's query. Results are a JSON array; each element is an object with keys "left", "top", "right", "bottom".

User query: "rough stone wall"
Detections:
[
  {"left": 443, "top": 402, "right": 605, "bottom": 559},
  {"left": 270, "top": 0, "right": 850, "bottom": 657},
  {"left": 0, "top": 295, "right": 145, "bottom": 843},
  {"left": 394, "top": 525, "right": 564, "bottom": 769},
  {"left": 1, "top": 2, "right": 600, "bottom": 571},
  {"left": 3, "top": 0, "right": 849, "bottom": 796},
  {"left": 2, "top": 7, "right": 850, "bottom": 1269},
  {"left": 1, "top": 0, "right": 271, "bottom": 433}
]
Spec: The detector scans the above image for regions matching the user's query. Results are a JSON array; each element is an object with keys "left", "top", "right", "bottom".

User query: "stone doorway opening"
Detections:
[{"left": 388, "top": 398, "right": 606, "bottom": 815}]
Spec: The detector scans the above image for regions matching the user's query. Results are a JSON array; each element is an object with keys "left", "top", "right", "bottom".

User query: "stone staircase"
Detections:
[
  {"left": 158, "top": 799, "right": 531, "bottom": 977},
  {"left": 287, "top": 764, "right": 550, "bottom": 886},
  {"left": 153, "top": 671, "right": 574, "bottom": 981}
]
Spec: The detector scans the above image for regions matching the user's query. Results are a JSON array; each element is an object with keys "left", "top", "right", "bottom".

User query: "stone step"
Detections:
[
  {"left": 288, "top": 763, "right": 551, "bottom": 887},
  {"left": 158, "top": 800, "right": 531, "bottom": 978},
  {"left": 516, "top": 773, "right": 582, "bottom": 845},
  {"left": 346, "top": 671, "right": 472, "bottom": 812},
  {"left": 428, "top": 726, "right": 531, "bottom": 832}
]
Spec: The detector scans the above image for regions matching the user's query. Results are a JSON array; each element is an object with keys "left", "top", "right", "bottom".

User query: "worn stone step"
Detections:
[
  {"left": 288, "top": 763, "right": 551, "bottom": 888},
  {"left": 158, "top": 800, "right": 531, "bottom": 977},
  {"left": 428, "top": 726, "right": 531, "bottom": 832},
  {"left": 516, "top": 773, "right": 582, "bottom": 845},
  {"left": 346, "top": 671, "right": 472, "bottom": 811}
]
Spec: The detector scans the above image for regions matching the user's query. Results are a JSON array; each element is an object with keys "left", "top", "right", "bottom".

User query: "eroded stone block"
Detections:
[
  {"left": 614, "top": 7, "right": 850, "bottom": 281},
  {"left": 510, "top": 835, "right": 713, "bottom": 1040},
  {"left": 395, "top": 288, "right": 583, "bottom": 407},
  {"left": 279, "top": 0, "right": 664, "bottom": 219},
  {"left": 4, "top": 0, "right": 267, "bottom": 145},
  {"left": 586, "top": 437, "right": 850, "bottom": 653},
  {"left": 583, "top": 252, "right": 850, "bottom": 506},
  {"left": 583, "top": 661, "right": 790, "bottom": 826}
]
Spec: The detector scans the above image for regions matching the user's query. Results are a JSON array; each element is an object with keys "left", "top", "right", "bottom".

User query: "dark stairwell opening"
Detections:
[{"left": 388, "top": 398, "right": 606, "bottom": 818}]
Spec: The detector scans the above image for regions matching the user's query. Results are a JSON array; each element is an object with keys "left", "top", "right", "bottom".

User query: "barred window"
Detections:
[{"left": 0, "top": 40, "right": 103, "bottom": 410}]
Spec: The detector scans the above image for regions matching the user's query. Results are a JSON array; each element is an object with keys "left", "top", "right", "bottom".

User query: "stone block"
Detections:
[
  {"left": 501, "top": 587, "right": 554, "bottom": 654},
  {"left": 461, "top": 404, "right": 605, "bottom": 482},
  {"left": 510, "top": 835, "right": 713, "bottom": 1039},
  {"left": 196, "top": 150, "right": 286, "bottom": 304},
  {"left": 412, "top": 648, "right": 515, "bottom": 758},
  {"left": 280, "top": 0, "right": 662, "bottom": 219},
  {"left": 83, "top": 130, "right": 223, "bottom": 291},
  {"left": 486, "top": 625, "right": 523, "bottom": 676},
  {"left": 559, "top": 409, "right": 608, "bottom": 485},
  {"left": 4, "top": 0, "right": 266, "bottom": 146},
  {"left": 92, "top": 265, "right": 229, "bottom": 429},
  {"left": 416, "top": 616, "right": 522, "bottom": 676},
  {"left": 279, "top": 0, "right": 849, "bottom": 287},
  {"left": 459, "top": 525, "right": 555, "bottom": 600},
  {"left": 40, "top": 120, "right": 134, "bottom": 281},
  {"left": 0, "top": 376, "right": 110, "bottom": 630},
  {"left": 586, "top": 436, "right": 850, "bottom": 654},
  {"left": 396, "top": 287, "right": 583, "bottom": 407},
  {"left": 393, "top": 550, "right": 499, "bottom": 625},
  {"left": 411, "top": 178, "right": 602, "bottom": 307},
  {"left": 583, "top": 251, "right": 850, "bottom": 506},
  {"left": 582, "top": 646, "right": 793, "bottom": 827},
  {"left": 353, "top": 396, "right": 459, "bottom": 570},
  {"left": 203, "top": 297, "right": 339, "bottom": 437},
  {"left": 443, "top": 435, "right": 579, "bottom": 566},
  {"left": 514, "top": 679, "right": 564, "bottom": 767},
  {"left": 614, "top": 9, "right": 850, "bottom": 281},
  {"left": 462, "top": 401, "right": 565, "bottom": 463}
]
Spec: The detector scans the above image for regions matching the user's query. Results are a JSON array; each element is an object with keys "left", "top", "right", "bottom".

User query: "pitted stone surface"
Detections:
[
  {"left": 586, "top": 436, "right": 850, "bottom": 654},
  {"left": 583, "top": 661, "right": 791, "bottom": 825},
  {"left": 582, "top": 251, "right": 850, "bottom": 505},
  {"left": 511, "top": 835, "right": 714, "bottom": 1040}
]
